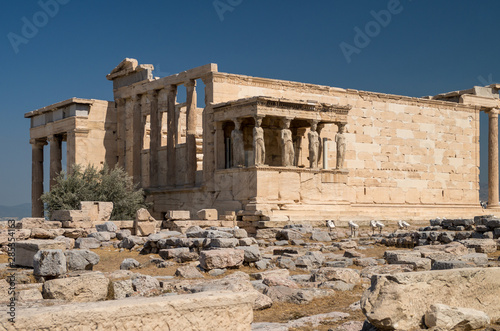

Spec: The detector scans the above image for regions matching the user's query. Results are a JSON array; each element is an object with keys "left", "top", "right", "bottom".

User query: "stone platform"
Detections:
[{"left": 0, "top": 291, "right": 257, "bottom": 330}]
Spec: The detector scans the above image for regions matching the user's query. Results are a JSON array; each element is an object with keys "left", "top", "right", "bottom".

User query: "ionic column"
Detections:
[
  {"left": 31, "top": 139, "right": 45, "bottom": 217},
  {"left": 185, "top": 80, "right": 197, "bottom": 186},
  {"left": 48, "top": 134, "right": 62, "bottom": 189},
  {"left": 488, "top": 108, "right": 500, "bottom": 208},
  {"left": 166, "top": 85, "right": 178, "bottom": 187},
  {"left": 149, "top": 90, "right": 160, "bottom": 188},
  {"left": 132, "top": 94, "right": 143, "bottom": 186},
  {"left": 116, "top": 98, "right": 126, "bottom": 169}
]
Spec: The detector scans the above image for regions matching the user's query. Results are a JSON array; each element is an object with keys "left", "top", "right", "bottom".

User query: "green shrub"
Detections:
[{"left": 41, "top": 164, "right": 150, "bottom": 220}]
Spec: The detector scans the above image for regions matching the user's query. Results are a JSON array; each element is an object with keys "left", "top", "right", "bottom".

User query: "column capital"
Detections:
[
  {"left": 184, "top": 79, "right": 196, "bottom": 88},
  {"left": 130, "top": 94, "right": 141, "bottom": 102},
  {"left": 115, "top": 98, "right": 126, "bottom": 107},
  {"left": 167, "top": 84, "right": 177, "bottom": 93},
  {"left": 30, "top": 138, "right": 47, "bottom": 147},
  {"left": 147, "top": 89, "right": 158, "bottom": 98},
  {"left": 488, "top": 108, "right": 500, "bottom": 116},
  {"left": 47, "top": 134, "right": 62, "bottom": 142}
]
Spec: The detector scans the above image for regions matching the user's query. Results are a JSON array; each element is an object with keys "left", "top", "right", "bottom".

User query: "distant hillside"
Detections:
[{"left": 0, "top": 203, "right": 31, "bottom": 219}]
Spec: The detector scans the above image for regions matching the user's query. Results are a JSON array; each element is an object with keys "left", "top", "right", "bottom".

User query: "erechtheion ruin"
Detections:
[{"left": 25, "top": 58, "right": 500, "bottom": 222}]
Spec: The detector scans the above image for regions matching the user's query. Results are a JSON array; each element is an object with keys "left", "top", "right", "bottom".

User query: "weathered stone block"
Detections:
[
  {"left": 75, "top": 237, "right": 101, "bottom": 249},
  {"left": 33, "top": 249, "right": 67, "bottom": 277},
  {"left": 236, "top": 246, "right": 262, "bottom": 262},
  {"left": 80, "top": 201, "right": 113, "bottom": 223},
  {"left": 96, "top": 221, "right": 118, "bottom": 232},
  {"left": 65, "top": 249, "right": 100, "bottom": 271},
  {"left": 361, "top": 267, "right": 500, "bottom": 330},
  {"left": 424, "top": 303, "right": 490, "bottom": 330},
  {"left": 167, "top": 210, "right": 190, "bottom": 220},
  {"left": 42, "top": 272, "right": 109, "bottom": 302},
  {"left": 134, "top": 208, "right": 156, "bottom": 236},
  {"left": 460, "top": 239, "right": 497, "bottom": 253},
  {"left": 311, "top": 267, "right": 360, "bottom": 284},
  {"left": 199, "top": 248, "right": 244, "bottom": 270},
  {"left": 52, "top": 210, "right": 89, "bottom": 222},
  {"left": 210, "top": 238, "right": 239, "bottom": 248},
  {"left": 88, "top": 231, "right": 111, "bottom": 242},
  {"left": 0, "top": 291, "right": 256, "bottom": 329},
  {"left": 14, "top": 240, "right": 66, "bottom": 268},
  {"left": 197, "top": 209, "right": 218, "bottom": 220}
]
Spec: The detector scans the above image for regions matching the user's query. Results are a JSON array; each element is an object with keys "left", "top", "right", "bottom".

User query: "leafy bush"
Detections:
[{"left": 41, "top": 164, "right": 150, "bottom": 220}]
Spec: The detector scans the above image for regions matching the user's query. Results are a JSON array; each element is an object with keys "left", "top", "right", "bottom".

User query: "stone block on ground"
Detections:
[
  {"left": 132, "top": 275, "right": 160, "bottom": 296},
  {"left": 109, "top": 279, "right": 134, "bottom": 300},
  {"left": 199, "top": 248, "right": 244, "bottom": 270},
  {"left": 75, "top": 237, "right": 101, "bottom": 249},
  {"left": 30, "top": 228, "right": 61, "bottom": 239},
  {"left": 55, "top": 236, "right": 75, "bottom": 250},
  {"left": 88, "top": 231, "right": 111, "bottom": 242},
  {"left": 424, "top": 303, "right": 490, "bottom": 330},
  {"left": 310, "top": 230, "right": 331, "bottom": 242},
  {"left": 460, "top": 239, "right": 497, "bottom": 253},
  {"left": 175, "top": 265, "right": 204, "bottom": 279},
  {"left": 134, "top": 208, "right": 157, "bottom": 236},
  {"left": 0, "top": 292, "right": 257, "bottom": 330},
  {"left": 33, "top": 249, "right": 67, "bottom": 277},
  {"left": 80, "top": 201, "right": 113, "bottom": 223},
  {"left": 167, "top": 210, "right": 190, "bottom": 220},
  {"left": 120, "top": 258, "right": 140, "bottom": 270},
  {"left": 51, "top": 210, "right": 89, "bottom": 222},
  {"left": 197, "top": 209, "right": 218, "bottom": 220},
  {"left": 96, "top": 221, "right": 118, "bottom": 232},
  {"left": 14, "top": 239, "right": 66, "bottom": 268},
  {"left": 210, "top": 238, "right": 239, "bottom": 248},
  {"left": 42, "top": 272, "right": 109, "bottom": 302},
  {"left": 236, "top": 246, "right": 262, "bottom": 263},
  {"left": 361, "top": 267, "right": 500, "bottom": 330},
  {"left": 65, "top": 249, "right": 100, "bottom": 271},
  {"left": 311, "top": 267, "right": 360, "bottom": 284}
]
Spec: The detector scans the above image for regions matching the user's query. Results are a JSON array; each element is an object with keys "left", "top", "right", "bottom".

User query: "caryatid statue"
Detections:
[
  {"left": 335, "top": 123, "right": 346, "bottom": 169},
  {"left": 253, "top": 117, "right": 265, "bottom": 165},
  {"left": 281, "top": 118, "right": 294, "bottom": 167},
  {"left": 308, "top": 121, "right": 320, "bottom": 169},
  {"left": 231, "top": 120, "right": 245, "bottom": 167}
]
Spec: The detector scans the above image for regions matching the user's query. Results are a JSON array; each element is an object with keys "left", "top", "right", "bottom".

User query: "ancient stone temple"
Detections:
[{"left": 25, "top": 58, "right": 500, "bottom": 221}]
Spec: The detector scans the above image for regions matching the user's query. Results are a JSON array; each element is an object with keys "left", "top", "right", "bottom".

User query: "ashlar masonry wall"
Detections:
[{"left": 205, "top": 72, "right": 481, "bottom": 220}]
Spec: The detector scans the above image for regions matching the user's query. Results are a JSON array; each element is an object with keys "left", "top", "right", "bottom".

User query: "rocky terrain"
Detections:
[{"left": 1, "top": 212, "right": 500, "bottom": 330}]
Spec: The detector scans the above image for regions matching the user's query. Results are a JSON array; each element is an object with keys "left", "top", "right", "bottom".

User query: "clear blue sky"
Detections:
[{"left": 1, "top": 0, "right": 499, "bottom": 206}]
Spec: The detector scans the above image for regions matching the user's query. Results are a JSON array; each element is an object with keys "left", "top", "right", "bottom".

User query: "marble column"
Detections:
[
  {"left": 166, "top": 85, "right": 177, "bottom": 187},
  {"left": 185, "top": 80, "right": 197, "bottom": 186},
  {"left": 48, "top": 134, "right": 62, "bottom": 189},
  {"left": 132, "top": 94, "right": 143, "bottom": 186},
  {"left": 148, "top": 90, "right": 160, "bottom": 188},
  {"left": 488, "top": 108, "right": 499, "bottom": 208},
  {"left": 116, "top": 98, "right": 126, "bottom": 169},
  {"left": 31, "top": 139, "right": 45, "bottom": 217}
]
